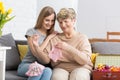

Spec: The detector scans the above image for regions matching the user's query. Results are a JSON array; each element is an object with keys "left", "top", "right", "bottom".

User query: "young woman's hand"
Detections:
[
  {"left": 32, "top": 34, "right": 40, "bottom": 47},
  {"left": 48, "top": 31, "right": 58, "bottom": 40}
]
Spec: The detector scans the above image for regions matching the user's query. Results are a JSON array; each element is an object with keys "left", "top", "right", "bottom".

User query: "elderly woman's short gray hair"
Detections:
[{"left": 57, "top": 8, "right": 76, "bottom": 20}]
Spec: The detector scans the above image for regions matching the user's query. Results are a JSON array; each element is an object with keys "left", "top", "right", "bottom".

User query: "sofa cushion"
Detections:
[
  {"left": 91, "top": 53, "right": 99, "bottom": 65},
  {"left": 17, "top": 44, "right": 28, "bottom": 60},
  {"left": 0, "top": 33, "right": 21, "bottom": 70},
  {"left": 0, "top": 33, "right": 16, "bottom": 47},
  {"left": 6, "top": 70, "right": 27, "bottom": 80},
  {"left": 91, "top": 42, "right": 120, "bottom": 54},
  {"left": 94, "top": 54, "right": 120, "bottom": 68}
]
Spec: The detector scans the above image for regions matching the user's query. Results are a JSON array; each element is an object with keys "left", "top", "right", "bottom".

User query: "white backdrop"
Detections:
[
  {"left": 77, "top": 0, "right": 120, "bottom": 38},
  {"left": 1, "top": 0, "right": 78, "bottom": 40},
  {"left": 1, "top": 0, "right": 120, "bottom": 40},
  {"left": 2, "top": 0, "right": 37, "bottom": 40}
]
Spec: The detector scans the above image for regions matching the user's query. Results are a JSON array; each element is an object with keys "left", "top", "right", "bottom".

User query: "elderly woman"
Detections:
[{"left": 32, "top": 8, "right": 93, "bottom": 80}]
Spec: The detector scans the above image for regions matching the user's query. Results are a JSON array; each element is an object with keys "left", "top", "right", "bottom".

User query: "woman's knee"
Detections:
[
  {"left": 43, "top": 67, "right": 52, "bottom": 74},
  {"left": 17, "top": 63, "right": 30, "bottom": 77},
  {"left": 70, "top": 68, "right": 91, "bottom": 80},
  {"left": 51, "top": 68, "right": 69, "bottom": 80}
]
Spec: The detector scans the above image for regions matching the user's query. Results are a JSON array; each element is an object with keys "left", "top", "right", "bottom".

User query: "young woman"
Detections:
[
  {"left": 32, "top": 8, "right": 93, "bottom": 80},
  {"left": 17, "top": 6, "right": 56, "bottom": 80}
]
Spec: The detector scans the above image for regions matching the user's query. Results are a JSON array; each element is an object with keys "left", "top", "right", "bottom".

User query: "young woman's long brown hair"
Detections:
[{"left": 34, "top": 6, "right": 56, "bottom": 36}]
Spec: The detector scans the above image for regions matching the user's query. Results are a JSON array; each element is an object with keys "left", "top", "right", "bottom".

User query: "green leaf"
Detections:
[
  {"left": 0, "top": 16, "right": 15, "bottom": 29},
  {"left": 6, "top": 16, "right": 15, "bottom": 21},
  {"left": 0, "top": 13, "right": 2, "bottom": 21}
]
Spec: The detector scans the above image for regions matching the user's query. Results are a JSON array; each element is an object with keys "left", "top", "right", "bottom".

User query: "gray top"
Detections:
[{"left": 21, "top": 28, "right": 46, "bottom": 63}]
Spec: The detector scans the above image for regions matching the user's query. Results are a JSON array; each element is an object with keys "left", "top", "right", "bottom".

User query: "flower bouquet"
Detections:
[
  {"left": 95, "top": 63, "right": 120, "bottom": 72},
  {"left": 0, "top": 1, "right": 15, "bottom": 36}
]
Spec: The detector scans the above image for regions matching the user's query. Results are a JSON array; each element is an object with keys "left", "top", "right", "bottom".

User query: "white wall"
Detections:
[
  {"left": 2, "top": 0, "right": 37, "bottom": 40},
  {"left": 1, "top": 0, "right": 120, "bottom": 40},
  {"left": 78, "top": 0, "right": 120, "bottom": 38},
  {"left": 1, "top": 0, "right": 78, "bottom": 40}
]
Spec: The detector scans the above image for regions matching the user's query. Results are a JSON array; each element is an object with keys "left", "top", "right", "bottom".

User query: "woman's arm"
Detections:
[
  {"left": 38, "top": 32, "right": 57, "bottom": 51},
  {"left": 65, "top": 36, "right": 91, "bottom": 65},
  {"left": 27, "top": 32, "right": 56, "bottom": 55},
  {"left": 55, "top": 35, "right": 92, "bottom": 65},
  {"left": 32, "top": 33, "right": 57, "bottom": 64},
  {"left": 27, "top": 36, "right": 38, "bottom": 57}
]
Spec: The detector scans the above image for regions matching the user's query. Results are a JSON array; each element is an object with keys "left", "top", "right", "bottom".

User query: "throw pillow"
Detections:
[
  {"left": 94, "top": 54, "right": 120, "bottom": 68},
  {"left": 17, "top": 44, "right": 28, "bottom": 60},
  {"left": 91, "top": 53, "right": 99, "bottom": 65},
  {"left": 0, "top": 33, "right": 21, "bottom": 70},
  {"left": 0, "top": 33, "right": 16, "bottom": 47}
]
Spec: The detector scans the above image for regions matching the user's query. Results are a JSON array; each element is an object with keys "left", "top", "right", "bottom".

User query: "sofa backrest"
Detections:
[
  {"left": 15, "top": 40, "right": 27, "bottom": 45},
  {"left": 91, "top": 42, "right": 120, "bottom": 54},
  {"left": 90, "top": 38, "right": 120, "bottom": 54}
]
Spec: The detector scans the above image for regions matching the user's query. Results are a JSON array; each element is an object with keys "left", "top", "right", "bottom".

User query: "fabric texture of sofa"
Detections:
[
  {"left": 1, "top": 33, "right": 120, "bottom": 80},
  {"left": 0, "top": 33, "right": 27, "bottom": 80}
]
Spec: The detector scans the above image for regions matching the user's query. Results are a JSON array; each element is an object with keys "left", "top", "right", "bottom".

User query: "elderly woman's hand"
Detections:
[{"left": 55, "top": 41, "right": 68, "bottom": 50}]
